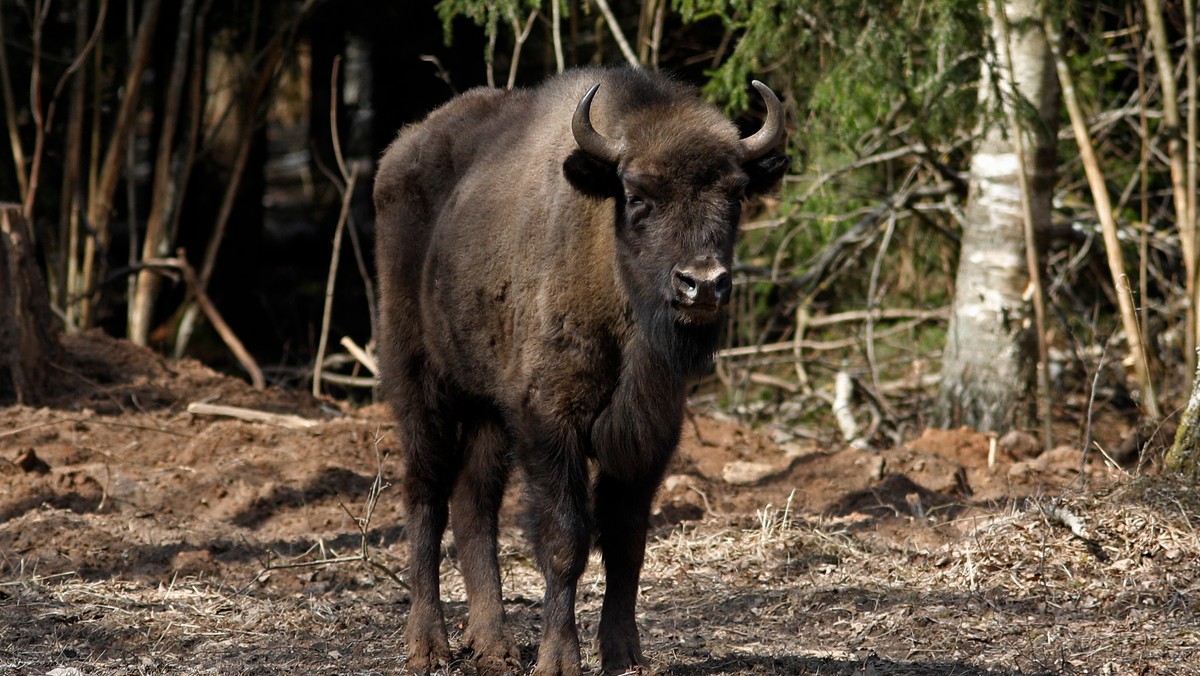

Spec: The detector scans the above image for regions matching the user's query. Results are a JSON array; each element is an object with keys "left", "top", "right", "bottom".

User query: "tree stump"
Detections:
[{"left": 0, "top": 204, "right": 59, "bottom": 404}]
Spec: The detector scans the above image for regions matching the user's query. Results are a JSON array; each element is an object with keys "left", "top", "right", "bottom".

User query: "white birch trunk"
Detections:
[
  {"left": 936, "top": 0, "right": 1058, "bottom": 431},
  {"left": 1168, "top": 352, "right": 1200, "bottom": 477}
]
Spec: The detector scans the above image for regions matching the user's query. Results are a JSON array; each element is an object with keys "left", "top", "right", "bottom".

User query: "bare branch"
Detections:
[{"left": 593, "top": 0, "right": 640, "bottom": 67}]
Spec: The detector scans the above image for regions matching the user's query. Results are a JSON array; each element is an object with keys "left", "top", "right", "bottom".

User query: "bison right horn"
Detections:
[
  {"left": 738, "top": 80, "right": 785, "bottom": 160},
  {"left": 572, "top": 83, "right": 622, "bottom": 165}
]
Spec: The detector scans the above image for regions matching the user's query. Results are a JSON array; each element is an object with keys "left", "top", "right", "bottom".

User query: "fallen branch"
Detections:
[
  {"left": 746, "top": 372, "right": 799, "bottom": 394},
  {"left": 317, "top": 372, "right": 376, "bottom": 388},
  {"left": 1043, "top": 502, "right": 1089, "bottom": 540},
  {"left": 338, "top": 336, "right": 377, "bottom": 375},
  {"left": 186, "top": 402, "right": 318, "bottom": 430}
]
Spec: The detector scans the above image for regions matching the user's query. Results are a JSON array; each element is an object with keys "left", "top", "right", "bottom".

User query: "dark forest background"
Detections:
[
  {"left": 0, "top": 0, "right": 784, "bottom": 380},
  {"left": 6, "top": 0, "right": 1200, "bottom": 468}
]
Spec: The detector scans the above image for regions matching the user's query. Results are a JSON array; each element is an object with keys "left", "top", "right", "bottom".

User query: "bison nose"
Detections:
[{"left": 672, "top": 259, "right": 732, "bottom": 308}]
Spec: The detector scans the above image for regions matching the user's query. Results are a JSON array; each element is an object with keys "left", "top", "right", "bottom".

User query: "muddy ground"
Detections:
[{"left": 1, "top": 331, "right": 1198, "bottom": 675}]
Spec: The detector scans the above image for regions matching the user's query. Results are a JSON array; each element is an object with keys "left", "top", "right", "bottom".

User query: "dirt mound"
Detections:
[{"left": 2, "top": 331, "right": 1196, "bottom": 674}]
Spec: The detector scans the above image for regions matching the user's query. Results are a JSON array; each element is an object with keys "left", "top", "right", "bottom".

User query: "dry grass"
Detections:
[{"left": 3, "top": 475, "right": 1198, "bottom": 674}]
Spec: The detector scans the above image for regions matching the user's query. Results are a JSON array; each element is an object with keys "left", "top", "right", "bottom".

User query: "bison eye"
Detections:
[{"left": 624, "top": 193, "right": 653, "bottom": 225}]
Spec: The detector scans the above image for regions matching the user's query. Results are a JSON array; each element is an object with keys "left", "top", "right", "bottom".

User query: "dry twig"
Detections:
[
  {"left": 313, "top": 55, "right": 359, "bottom": 397},
  {"left": 593, "top": 0, "right": 640, "bottom": 67},
  {"left": 248, "top": 430, "right": 408, "bottom": 591},
  {"left": 186, "top": 402, "right": 317, "bottom": 430},
  {"left": 339, "top": 336, "right": 377, "bottom": 375}
]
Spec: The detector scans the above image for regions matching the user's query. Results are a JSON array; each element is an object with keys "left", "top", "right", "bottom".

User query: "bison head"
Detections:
[{"left": 563, "top": 79, "right": 788, "bottom": 329}]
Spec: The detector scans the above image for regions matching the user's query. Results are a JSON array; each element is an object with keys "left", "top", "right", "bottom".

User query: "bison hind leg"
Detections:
[
  {"left": 452, "top": 411, "right": 521, "bottom": 674},
  {"left": 395, "top": 386, "right": 462, "bottom": 673}
]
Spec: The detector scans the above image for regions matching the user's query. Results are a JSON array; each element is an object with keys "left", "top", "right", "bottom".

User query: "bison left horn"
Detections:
[
  {"left": 572, "top": 83, "right": 622, "bottom": 165},
  {"left": 739, "top": 80, "right": 784, "bottom": 160}
]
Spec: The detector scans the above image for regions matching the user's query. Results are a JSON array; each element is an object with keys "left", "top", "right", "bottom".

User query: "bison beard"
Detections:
[{"left": 373, "top": 67, "right": 787, "bottom": 675}]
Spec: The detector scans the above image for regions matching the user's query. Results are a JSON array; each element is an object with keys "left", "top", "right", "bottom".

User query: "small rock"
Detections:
[
  {"left": 768, "top": 427, "right": 795, "bottom": 445},
  {"left": 721, "top": 461, "right": 777, "bottom": 485},
  {"left": 999, "top": 430, "right": 1040, "bottom": 459},
  {"left": 1035, "top": 445, "right": 1082, "bottom": 472},
  {"left": 661, "top": 474, "right": 699, "bottom": 492},
  {"left": 15, "top": 448, "right": 51, "bottom": 474},
  {"left": 1008, "top": 460, "right": 1034, "bottom": 479}
]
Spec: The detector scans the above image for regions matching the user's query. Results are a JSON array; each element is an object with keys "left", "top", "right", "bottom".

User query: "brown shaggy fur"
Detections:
[{"left": 373, "top": 66, "right": 787, "bottom": 676}]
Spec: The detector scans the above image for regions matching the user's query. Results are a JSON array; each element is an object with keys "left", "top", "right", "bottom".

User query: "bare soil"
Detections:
[{"left": 2, "top": 331, "right": 1198, "bottom": 674}]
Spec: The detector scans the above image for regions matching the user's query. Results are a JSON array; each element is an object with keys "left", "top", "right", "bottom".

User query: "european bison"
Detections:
[{"left": 373, "top": 67, "right": 787, "bottom": 675}]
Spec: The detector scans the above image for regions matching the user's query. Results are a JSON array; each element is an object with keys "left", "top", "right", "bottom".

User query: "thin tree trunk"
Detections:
[
  {"left": 1045, "top": 14, "right": 1161, "bottom": 420},
  {"left": 129, "top": 0, "right": 199, "bottom": 346},
  {"left": 1144, "top": 0, "right": 1195, "bottom": 373},
  {"left": 169, "top": 0, "right": 212, "bottom": 253},
  {"left": 79, "top": 0, "right": 162, "bottom": 328},
  {"left": 56, "top": 0, "right": 91, "bottom": 315},
  {"left": 1187, "top": 0, "right": 1199, "bottom": 379},
  {"left": 198, "top": 42, "right": 280, "bottom": 290},
  {"left": 175, "top": 33, "right": 280, "bottom": 359},
  {"left": 0, "top": 7, "right": 28, "bottom": 204},
  {"left": 593, "top": 0, "right": 640, "bottom": 67},
  {"left": 551, "top": 0, "right": 564, "bottom": 73},
  {"left": 936, "top": 0, "right": 1058, "bottom": 433},
  {"left": 1168, "top": 352, "right": 1200, "bottom": 477},
  {"left": 69, "top": 24, "right": 106, "bottom": 330},
  {"left": 992, "top": 0, "right": 1053, "bottom": 450},
  {"left": 22, "top": 0, "right": 49, "bottom": 222}
]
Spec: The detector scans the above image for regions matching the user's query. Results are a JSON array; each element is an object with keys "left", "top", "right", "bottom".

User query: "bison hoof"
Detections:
[
  {"left": 405, "top": 633, "right": 452, "bottom": 675},
  {"left": 600, "top": 626, "right": 649, "bottom": 675},
  {"left": 465, "top": 632, "right": 522, "bottom": 675},
  {"left": 531, "top": 647, "right": 583, "bottom": 676},
  {"left": 475, "top": 652, "right": 522, "bottom": 676}
]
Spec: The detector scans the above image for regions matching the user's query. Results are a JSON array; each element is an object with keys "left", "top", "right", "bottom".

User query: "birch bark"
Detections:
[{"left": 936, "top": 0, "right": 1058, "bottom": 431}]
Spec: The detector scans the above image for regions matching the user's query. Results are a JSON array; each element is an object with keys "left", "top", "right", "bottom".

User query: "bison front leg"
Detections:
[
  {"left": 451, "top": 416, "right": 520, "bottom": 675},
  {"left": 520, "top": 440, "right": 592, "bottom": 676},
  {"left": 594, "top": 473, "right": 657, "bottom": 674}
]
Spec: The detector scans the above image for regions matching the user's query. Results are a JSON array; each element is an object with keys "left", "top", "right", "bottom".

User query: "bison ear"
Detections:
[
  {"left": 563, "top": 149, "right": 621, "bottom": 199},
  {"left": 743, "top": 148, "right": 790, "bottom": 197}
]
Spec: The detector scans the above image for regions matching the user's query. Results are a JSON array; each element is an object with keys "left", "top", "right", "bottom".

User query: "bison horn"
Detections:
[
  {"left": 738, "top": 80, "right": 785, "bottom": 160},
  {"left": 572, "top": 83, "right": 622, "bottom": 165}
]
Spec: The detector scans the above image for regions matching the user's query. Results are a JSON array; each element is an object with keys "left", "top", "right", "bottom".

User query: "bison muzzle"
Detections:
[{"left": 374, "top": 67, "right": 787, "bottom": 675}]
